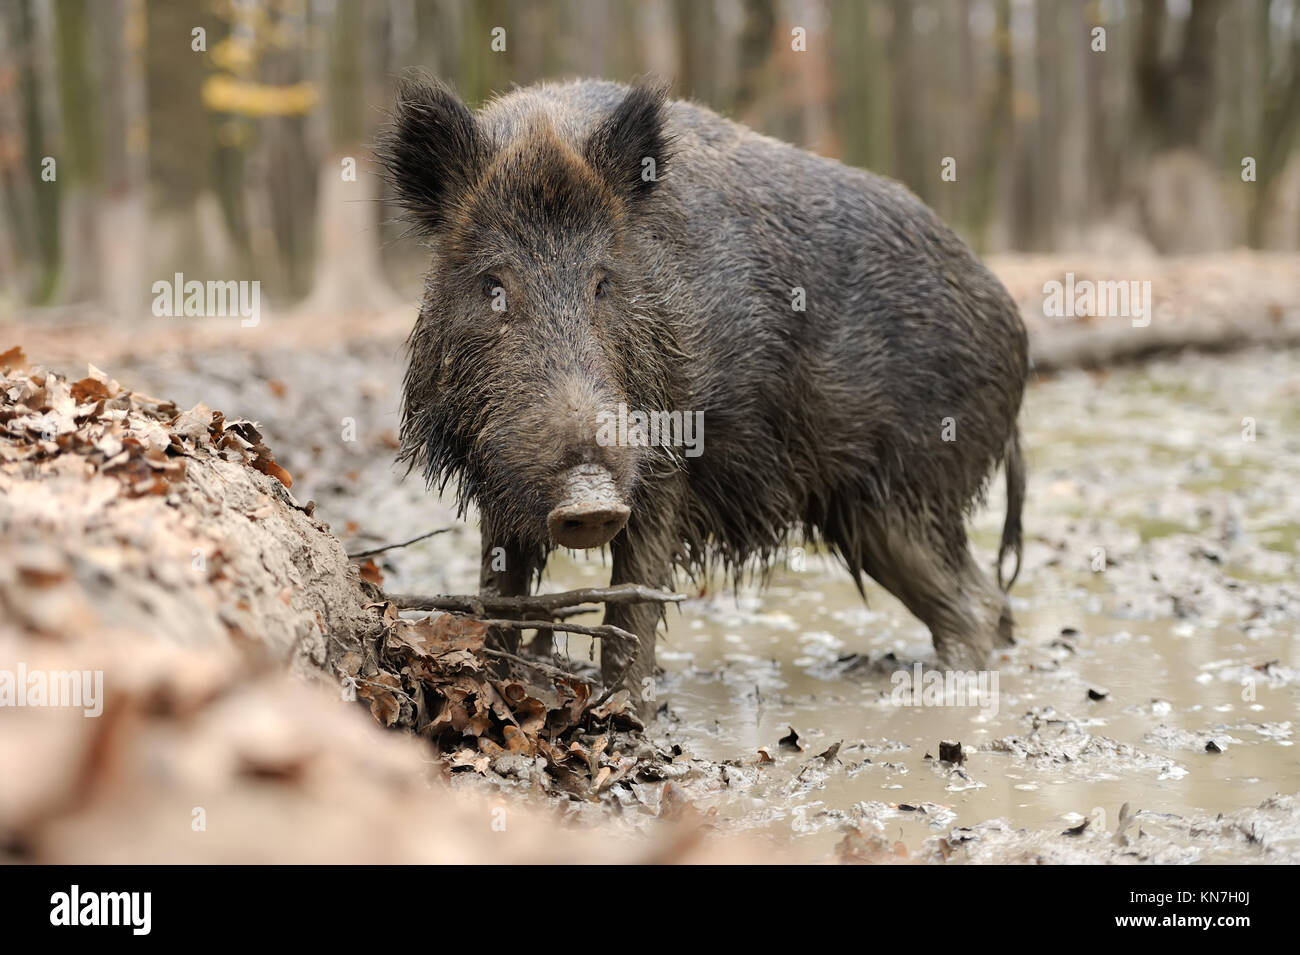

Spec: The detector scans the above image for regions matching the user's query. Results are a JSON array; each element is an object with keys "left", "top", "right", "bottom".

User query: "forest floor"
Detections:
[{"left": 4, "top": 250, "right": 1300, "bottom": 863}]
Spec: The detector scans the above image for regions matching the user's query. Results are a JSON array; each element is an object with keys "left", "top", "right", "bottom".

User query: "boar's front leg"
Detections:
[
  {"left": 477, "top": 519, "right": 541, "bottom": 657},
  {"left": 601, "top": 514, "right": 675, "bottom": 718}
]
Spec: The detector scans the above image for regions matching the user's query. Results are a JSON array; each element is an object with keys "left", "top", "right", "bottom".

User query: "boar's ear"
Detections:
[
  {"left": 377, "top": 76, "right": 486, "bottom": 235},
  {"left": 584, "top": 82, "right": 672, "bottom": 202}
]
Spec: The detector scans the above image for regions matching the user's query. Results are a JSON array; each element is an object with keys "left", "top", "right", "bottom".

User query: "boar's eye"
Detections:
[
  {"left": 594, "top": 278, "right": 610, "bottom": 301},
  {"left": 481, "top": 274, "right": 508, "bottom": 312}
]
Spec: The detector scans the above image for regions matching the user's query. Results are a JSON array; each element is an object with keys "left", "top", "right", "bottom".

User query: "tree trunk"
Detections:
[
  {"left": 144, "top": 0, "right": 231, "bottom": 284},
  {"left": 52, "top": 0, "right": 103, "bottom": 305},
  {"left": 297, "top": 0, "right": 400, "bottom": 316},
  {"left": 888, "top": 0, "right": 926, "bottom": 200},
  {"left": 0, "top": 0, "right": 59, "bottom": 304}
]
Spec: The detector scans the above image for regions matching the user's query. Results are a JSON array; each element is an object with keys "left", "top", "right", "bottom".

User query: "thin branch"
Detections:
[
  {"left": 352, "top": 676, "right": 417, "bottom": 703},
  {"left": 473, "top": 621, "right": 644, "bottom": 701},
  {"left": 592, "top": 653, "right": 640, "bottom": 710},
  {"left": 476, "top": 618, "right": 640, "bottom": 699},
  {"left": 475, "top": 623, "right": 639, "bottom": 705},
  {"left": 347, "top": 527, "right": 452, "bottom": 559},
  {"left": 388, "top": 583, "right": 685, "bottom": 615},
  {"left": 480, "top": 648, "right": 587, "bottom": 683},
  {"left": 472, "top": 619, "right": 638, "bottom": 646},
  {"left": 551, "top": 605, "right": 601, "bottom": 620}
]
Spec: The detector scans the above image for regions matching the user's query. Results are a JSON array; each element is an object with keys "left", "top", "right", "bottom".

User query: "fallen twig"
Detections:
[
  {"left": 551, "top": 605, "right": 601, "bottom": 620},
  {"left": 347, "top": 527, "right": 453, "bottom": 559},
  {"left": 388, "top": 583, "right": 685, "bottom": 615},
  {"left": 473, "top": 618, "right": 638, "bottom": 647},
  {"left": 592, "top": 654, "right": 640, "bottom": 710},
  {"left": 480, "top": 648, "right": 587, "bottom": 683},
  {"left": 473, "top": 619, "right": 640, "bottom": 700}
]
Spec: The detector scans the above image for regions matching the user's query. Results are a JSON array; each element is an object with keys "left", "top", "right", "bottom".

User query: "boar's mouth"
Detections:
[{"left": 546, "top": 464, "right": 630, "bottom": 549}]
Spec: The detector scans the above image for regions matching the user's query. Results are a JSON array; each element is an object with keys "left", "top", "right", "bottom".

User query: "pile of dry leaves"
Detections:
[
  {"left": 344, "top": 603, "right": 675, "bottom": 803},
  {"left": 0, "top": 346, "right": 291, "bottom": 494}
]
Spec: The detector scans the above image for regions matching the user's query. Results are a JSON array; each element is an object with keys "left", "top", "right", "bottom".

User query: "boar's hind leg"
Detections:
[
  {"left": 478, "top": 530, "right": 542, "bottom": 657},
  {"left": 602, "top": 521, "right": 674, "bottom": 718},
  {"left": 858, "top": 512, "right": 1007, "bottom": 671}
]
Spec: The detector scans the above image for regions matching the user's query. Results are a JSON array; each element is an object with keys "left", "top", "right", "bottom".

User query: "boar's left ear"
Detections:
[
  {"left": 376, "top": 75, "right": 487, "bottom": 236},
  {"left": 584, "top": 82, "right": 672, "bottom": 202}
]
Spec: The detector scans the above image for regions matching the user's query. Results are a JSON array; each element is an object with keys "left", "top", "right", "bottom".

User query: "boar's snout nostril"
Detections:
[
  {"left": 547, "top": 502, "right": 630, "bottom": 549},
  {"left": 546, "top": 464, "right": 630, "bottom": 549}
]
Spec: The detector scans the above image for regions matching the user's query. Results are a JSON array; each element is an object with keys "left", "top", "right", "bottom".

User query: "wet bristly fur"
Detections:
[{"left": 377, "top": 74, "right": 1029, "bottom": 695}]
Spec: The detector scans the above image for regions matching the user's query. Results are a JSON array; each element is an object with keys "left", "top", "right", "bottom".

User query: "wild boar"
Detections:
[{"left": 379, "top": 77, "right": 1027, "bottom": 711}]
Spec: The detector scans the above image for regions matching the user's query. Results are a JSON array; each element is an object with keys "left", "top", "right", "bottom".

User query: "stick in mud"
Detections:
[
  {"left": 388, "top": 583, "right": 686, "bottom": 615},
  {"left": 472, "top": 619, "right": 640, "bottom": 705},
  {"left": 472, "top": 618, "right": 638, "bottom": 647}
]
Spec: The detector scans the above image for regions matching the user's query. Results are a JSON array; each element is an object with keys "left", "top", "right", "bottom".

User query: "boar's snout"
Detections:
[{"left": 547, "top": 464, "right": 630, "bottom": 549}]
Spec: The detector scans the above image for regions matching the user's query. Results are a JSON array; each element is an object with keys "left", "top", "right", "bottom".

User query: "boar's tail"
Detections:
[{"left": 996, "top": 428, "right": 1025, "bottom": 592}]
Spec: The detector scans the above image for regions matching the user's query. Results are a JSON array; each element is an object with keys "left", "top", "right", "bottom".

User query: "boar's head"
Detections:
[{"left": 379, "top": 77, "right": 684, "bottom": 554}]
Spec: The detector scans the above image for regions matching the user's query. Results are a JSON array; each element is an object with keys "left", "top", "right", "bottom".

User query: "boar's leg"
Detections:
[
  {"left": 601, "top": 515, "right": 675, "bottom": 718},
  {"left": 477, "top": 522, "right": 542, "bottom": 657},
  {"left": 857, "top": 511, "right": 1008, "bottom": 671}
]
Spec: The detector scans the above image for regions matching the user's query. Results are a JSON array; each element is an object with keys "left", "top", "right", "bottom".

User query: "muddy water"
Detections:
[
  {"left": 117, "top": 343, "right": 1300, "bottom": 861},
  {"left": 534, "top": 348, "right": 1300, "bottom": 860}
]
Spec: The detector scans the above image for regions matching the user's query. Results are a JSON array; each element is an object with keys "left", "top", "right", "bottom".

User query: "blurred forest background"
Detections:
[{"left": 1, "top": 0, "right": 1299, "bottom": 316}]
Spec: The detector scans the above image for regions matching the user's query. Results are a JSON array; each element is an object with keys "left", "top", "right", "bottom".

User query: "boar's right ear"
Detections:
[
  {"left": 584, "top": 82, "right": 672, "bottom": 203},
  {"left": 376, "top": 77, "right": 486, "bottom": 235}
]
